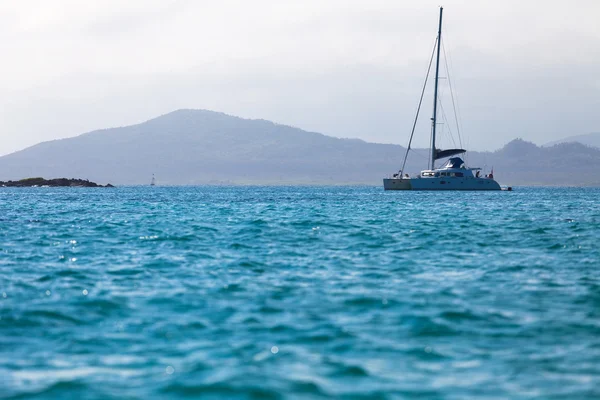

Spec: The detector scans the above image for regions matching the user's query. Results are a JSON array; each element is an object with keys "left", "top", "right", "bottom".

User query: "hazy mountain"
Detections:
[
  {"left": 0, "top": 110, "right": 405, "bottom": 185},
  {"left": 0, "top": 110, "right": 599, "bottom": 186},
  {"left": 544, "top": 132, "right": 600, "bottom": 148},
  {"left": 464, "top": 139, "right": 600, "bottom": 186}
]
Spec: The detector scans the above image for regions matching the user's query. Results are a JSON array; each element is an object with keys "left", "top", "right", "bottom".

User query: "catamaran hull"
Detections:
[
  {"left": 383, "top": 177, "right": 501, "bottom": 190},
  {"left": 383, "top": 178, "right": 412, "bottom": 190}
]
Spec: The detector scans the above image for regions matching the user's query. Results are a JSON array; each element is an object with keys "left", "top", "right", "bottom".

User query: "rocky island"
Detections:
[{"left": 0, "top": 178, "right": 114, "bottom": 187}]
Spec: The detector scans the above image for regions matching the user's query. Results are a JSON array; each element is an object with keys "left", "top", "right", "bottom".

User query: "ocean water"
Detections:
[{"left": 0, "top": 186, "right": 599, "bottom": 399}]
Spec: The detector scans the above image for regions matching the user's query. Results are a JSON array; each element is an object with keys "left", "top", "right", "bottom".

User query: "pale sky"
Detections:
[{"left": 1, "top": 0, "right": 599, "bottom": 156}]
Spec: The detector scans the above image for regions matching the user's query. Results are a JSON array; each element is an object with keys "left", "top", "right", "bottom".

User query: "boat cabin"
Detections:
[{"left": 420, "top": 157, "right": 474, "bottom": 178}]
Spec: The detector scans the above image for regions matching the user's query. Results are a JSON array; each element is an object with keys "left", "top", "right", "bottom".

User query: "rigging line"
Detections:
[
  {"left": 442, "top": 38, "right": 463, "bottom": 150},
  {"left": 443, "top": 35, "right": 466, "bottom": 141},
  {"left": 428, "top": 127, "right": 433, "bottom": 164},
  {"left": 438, "top": 103, "right": 454, "bottom": 149},
  {"left": 434, "top": 83, "right": 457, "bottom": 149},
  {"left": 412, "top": 149, "right": 430, "bottom": 161},
  {"left": 399, "top": 36, "right": 438, "bottom": 175},
  {"left": 439, "top": 101, "right": 457, "bottom": 148}
]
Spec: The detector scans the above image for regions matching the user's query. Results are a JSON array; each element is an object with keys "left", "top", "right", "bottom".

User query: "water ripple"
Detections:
[{"left": 0, "top": 186, "right": 599, "bottom": 399}]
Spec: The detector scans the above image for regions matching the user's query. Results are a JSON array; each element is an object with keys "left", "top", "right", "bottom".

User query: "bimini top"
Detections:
[{"left": 440, "top": 157, "right": 466, "bottom": 169}]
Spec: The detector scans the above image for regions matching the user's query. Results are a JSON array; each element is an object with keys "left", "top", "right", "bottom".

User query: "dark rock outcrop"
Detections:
[{"left": 0, "top": 177, "right": 113, "bottom": 187}]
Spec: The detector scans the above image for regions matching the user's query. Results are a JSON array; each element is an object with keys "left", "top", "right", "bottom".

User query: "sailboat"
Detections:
[
  {"left": 150, "top": 174, "right": 156, "bottom": 186},
  {"left": 383, "top": 7, "right": 502, "bottom": 191}
]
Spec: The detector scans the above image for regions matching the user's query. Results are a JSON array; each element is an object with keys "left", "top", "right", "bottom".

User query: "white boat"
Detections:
[
  {"left": 383, "top": 7, "right": 502, "bottom": 191},
  {"left": 150, "top": 174, "right": 156, "bottom": 186}
]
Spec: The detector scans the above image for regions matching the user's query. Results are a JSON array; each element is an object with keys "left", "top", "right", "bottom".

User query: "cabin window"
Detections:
[{"left": 455, "top": 172, "right": 464, "bottom": 177}]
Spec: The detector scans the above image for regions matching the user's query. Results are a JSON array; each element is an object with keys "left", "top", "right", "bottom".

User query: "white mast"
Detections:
[{"left": 430, "top": 7, "right": 443, "bottom": 170}]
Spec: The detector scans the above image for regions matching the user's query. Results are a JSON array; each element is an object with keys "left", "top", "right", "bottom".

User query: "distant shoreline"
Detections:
[
  {"left": 0, "top": 178, "right": 113, "bottom": 188},
  {"left": 0, "top": 110, "right": 599, "bottom": 186}
]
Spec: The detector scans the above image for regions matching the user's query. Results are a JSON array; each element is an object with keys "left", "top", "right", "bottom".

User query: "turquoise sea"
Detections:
[{"left": 1, "top": 186, "right": 599, "bottom": 399}]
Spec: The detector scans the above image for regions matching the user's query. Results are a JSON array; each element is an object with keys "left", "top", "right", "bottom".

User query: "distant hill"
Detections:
[
  {"left": 0, "top": 110, "right": 599, "bottom": 186},
  {"left": 544, "top": 132, "right": 600, "bottom": 148},
  {"left": 465, "top": 139, "right": 600, "bottom": 186},
  {"left": 0, "top": 110, "right": 405, "bottom": 185}
]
